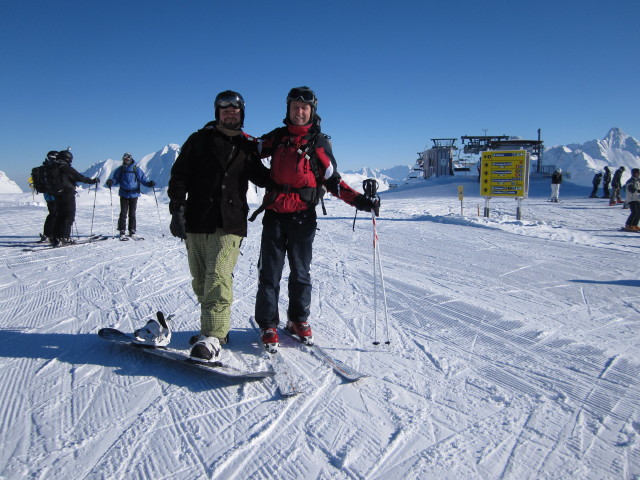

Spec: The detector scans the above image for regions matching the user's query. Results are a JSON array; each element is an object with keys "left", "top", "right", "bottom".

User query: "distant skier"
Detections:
[
  {"left": 589, "top": 172, "right": 602, "bottom": 198},
  {"left": 550, "top": 168, "right": 562, "bottom": 202},
  {"left": 609, "top": 166, "right": 625, "bottom": 205},
  {"left": 602, "top": 166, "right": 611, "bottom": 198},
  {"left": 49, "top": 149, "right": 100, "bottom": 246},
  {"left": 623, "top": 168, "right": 640, "bottom": 231},
  {"left": 105, "top": 153, "right": 155, "bottom": 240},
  {"left": 39, "top": 150, "right": 59, "bottom": 242}
]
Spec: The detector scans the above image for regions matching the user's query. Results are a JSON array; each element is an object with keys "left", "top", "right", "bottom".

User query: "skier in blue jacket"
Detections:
[{"left": 105, "top": 153, "right": 156, "bottom": 239}]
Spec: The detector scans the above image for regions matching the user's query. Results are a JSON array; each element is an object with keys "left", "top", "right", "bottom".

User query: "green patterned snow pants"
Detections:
[{"left": 186, "top": 231, "right": 242, "bottom": 340}]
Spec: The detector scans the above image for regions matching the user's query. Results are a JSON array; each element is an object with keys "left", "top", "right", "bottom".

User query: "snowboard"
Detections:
[{"left": 98, "top": 327, "right": 274, "bottom": 381}]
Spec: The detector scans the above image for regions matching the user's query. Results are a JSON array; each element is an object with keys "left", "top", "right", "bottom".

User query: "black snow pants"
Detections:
[
  {"left": 117, "top": 197, "right": 138, "bottom": 233},
  {"left": 53, "top": 192, "right": 76, "bottom": 239},
  {"left": 254, "top": 209, "right": 317, "bottom": 329}
]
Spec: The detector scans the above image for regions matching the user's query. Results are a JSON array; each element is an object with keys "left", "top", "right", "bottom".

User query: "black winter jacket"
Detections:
[
  {"left": 52, "top": 161, "right": 96, "bottom": 195},
  {"left": 168, "top": 122, "right": 269, "bottom": 237}
]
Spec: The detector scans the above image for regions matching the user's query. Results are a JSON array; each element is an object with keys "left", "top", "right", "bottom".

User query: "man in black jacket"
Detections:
[
  {"left": 49, "top": 149, "right": 99, "bottom": 246},
  {"left": 609, "top": 166, "right": 626, "bottom": 205},
  {"left": 135, "top": 91, "right": 268, "bottom": 361}
]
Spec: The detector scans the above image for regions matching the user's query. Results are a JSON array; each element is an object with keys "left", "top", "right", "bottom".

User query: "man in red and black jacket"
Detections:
[{"left": 254, "top": 86, "right": 379, "bottom": 352}]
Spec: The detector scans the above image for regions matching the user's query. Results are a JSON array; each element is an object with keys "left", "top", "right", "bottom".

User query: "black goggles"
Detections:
[
  {"left": 216, "top": 95, "right": 244, "bottom": 109},
  {"left": 287, "top": 89, "right": 316, "bottom": 104}
]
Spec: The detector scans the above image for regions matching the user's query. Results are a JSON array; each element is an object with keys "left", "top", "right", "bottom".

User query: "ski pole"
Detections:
[
  {"left": 362, "top": 178, "right": 390, "bottom": 345},
  {"left": 372, "top": 211, "right": 390, "bottom": 345},
  {"left": 90, "top": 182, "right": 98, "bottom": 238},
  {"left": 109, "top": 185, "right": 115, "bottom": 238},
  {"left": 152, "top": 186, "right": 165, "bottom": 237}
]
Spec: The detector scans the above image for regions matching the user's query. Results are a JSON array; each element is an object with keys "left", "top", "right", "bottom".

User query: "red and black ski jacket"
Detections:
[{"left": 258, "top": 123, "right": 360, "bottom": 214}]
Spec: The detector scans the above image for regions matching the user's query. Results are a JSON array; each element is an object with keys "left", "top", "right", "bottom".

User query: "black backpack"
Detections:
[
  {"left": 31, "top": 162, "right": 64, "bottom": 195},
  {"left": 31, "top": 165, "right": 49, "bottom": 194}
]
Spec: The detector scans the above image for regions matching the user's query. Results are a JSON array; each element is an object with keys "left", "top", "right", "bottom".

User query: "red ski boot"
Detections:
[
  {"left": 261, "top": 328, "right": 279, "bottom": 353},
  {"left": 286, "top": 321, "right": 314, "bottom": 346}
]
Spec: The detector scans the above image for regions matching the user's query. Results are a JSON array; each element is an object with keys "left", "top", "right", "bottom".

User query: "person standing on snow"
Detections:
[
  {"left": 609, "top": 166, "right": 626, "bottom": 205},
  {"left": 623, "top": 168, "right": 640, "bottom": 231},
  {"left": 134, "top": 90, "right": 270, "bottom": 363},
  {"left": 39, "top": 150, "right": 59, "bottom": 243},
  {"left": 602, "top": 166, "right": 612, "bottom": 198},
  {"left": 105, "top": 153, "right": 156, "bottom": 240},
  {"left": 589, "top": 172, "right": 602, "bottom": 198},
  {"left": 550, "top": 168, "right": 563, "bottom": 202},
  {"left": 252, "top": 86, "right": 380, "bottom": 352},
  {"left": 49, "top": 149, "right": 100, "bottom": 246}
]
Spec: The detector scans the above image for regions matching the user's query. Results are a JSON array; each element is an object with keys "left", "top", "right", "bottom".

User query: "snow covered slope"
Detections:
[{"left": 0, "top": 176, "right": 638, "bottom": 479}]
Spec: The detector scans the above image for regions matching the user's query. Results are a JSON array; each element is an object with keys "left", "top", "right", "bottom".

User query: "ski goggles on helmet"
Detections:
[
  {"left": 123, "top": 153, "right": 133, "bottom": 161},
  {"left": 287, "top": 87, "right": 317, "bottom": 106},
  {"left": 215, "top": 93, "right": 244, "bottom": 109}
]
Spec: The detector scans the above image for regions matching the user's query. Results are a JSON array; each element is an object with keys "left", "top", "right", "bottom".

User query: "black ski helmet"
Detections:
[
  {"left": 57, "top": 149, "right": 73, "bottom": 164},
  {"left": 214, "top": 90, "right": 245, "bottom": 127},
  {"left": 286, "top": 86, "right": 318, "bottom": 122},
  {"left": 46, "top": 150, "right": 59, "bottom": 162}
]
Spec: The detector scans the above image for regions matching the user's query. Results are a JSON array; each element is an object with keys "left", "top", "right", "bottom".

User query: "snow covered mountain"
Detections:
[
  {"left": 543, "top": 127, "right": 640, "bottom": 186},
  {"left": 341, "top": 165, "right": 411, "bottom": 193},
  {"left": 0, "top": 171, "right": 22, "bottom": 194}
]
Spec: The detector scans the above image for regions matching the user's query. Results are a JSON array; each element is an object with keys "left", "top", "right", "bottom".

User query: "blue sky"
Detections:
[{"left": 2, "top": 0, "right": 638, "bottom": 189}]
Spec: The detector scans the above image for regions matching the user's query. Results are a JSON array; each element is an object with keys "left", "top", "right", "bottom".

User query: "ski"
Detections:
[
  {"left": 119, "top": 234, "right": 145, "bottom": 241},
  {"left": 281, "top": 327, "right": 368, "bottom": 382},
  {"left": 22, "top": 235, "right": 110, "bottom": 252},
  {"left": 98, "top": 327, "right": 274, "bottom": 381},
  {"left": 249, "top": 317, "right": 304, "bottom": 396}
]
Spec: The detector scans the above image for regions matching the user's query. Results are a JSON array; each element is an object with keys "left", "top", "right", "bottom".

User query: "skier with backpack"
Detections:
[
  {"left": 252, "top": 86, "right": 380, "bottom": 352},
  {"left": 48, "top": 149, "right": 100, "bottom": 246},
  {"left": 105, "top": 153, "right": 156, "bottom": 240},
  {"left": 31, "top": 150, "right": 59, "bottom": 242}
]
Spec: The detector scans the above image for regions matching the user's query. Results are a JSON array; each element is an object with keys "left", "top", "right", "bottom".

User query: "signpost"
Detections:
[{"left": 480, "top": 150, "right": 530, "bottom": 219}]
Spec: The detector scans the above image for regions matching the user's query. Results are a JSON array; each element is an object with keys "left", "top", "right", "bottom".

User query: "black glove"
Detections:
[
  {"left": 354, "top": 194, "right": 380, "bottom": 217},
  {"left": 169, "top": 206, "right": 187, "bottom": 240},
  {"left": 148, "top": 180, "right": 156, "bottom": 188},
  {"left": 105, "top": 179, "right": 113, "bottom": 188},
  {"left": 92, "top": 177, "right": 100, "bottom": 184},
  {"left": 169, "top": 199, "right": 185, "bottom": 215}
]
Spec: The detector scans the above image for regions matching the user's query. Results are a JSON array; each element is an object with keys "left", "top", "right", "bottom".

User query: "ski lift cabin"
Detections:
[{"left": 410, "top": 138, "right": 458, "bottom": 179}]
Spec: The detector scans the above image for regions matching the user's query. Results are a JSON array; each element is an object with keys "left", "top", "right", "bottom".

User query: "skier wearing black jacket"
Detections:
[
  {"left": 609, "top": 166, "right": 626, "bottom": 205},
  {"left": 49, "top": 149, "right": 99, "bottom": 246},
  {"left": 590, "top": 172, "right": 603, "bottom": 198},
  {"left": 602, "top": 166, "right": 612, "bottom": 198},
  {"left": 139, "top": 90, "right": 270, "bottom": 362}
]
